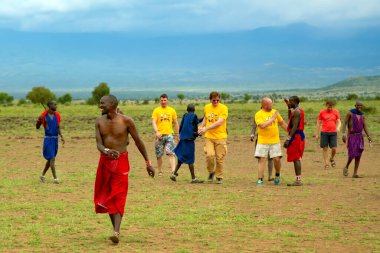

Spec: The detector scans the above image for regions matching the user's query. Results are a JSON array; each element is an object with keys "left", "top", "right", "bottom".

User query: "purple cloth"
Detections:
[{"left": 347, "top": 113, "right": 364, "bottom": 159}]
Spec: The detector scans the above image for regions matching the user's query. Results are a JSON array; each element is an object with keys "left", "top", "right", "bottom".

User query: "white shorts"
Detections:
[{"left": 255, "top": 143, "right": 282, "bottom": 158}]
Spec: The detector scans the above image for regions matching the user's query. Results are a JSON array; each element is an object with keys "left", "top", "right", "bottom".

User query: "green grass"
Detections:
[
  {"left": 1, "top": 99, "right": 379, "bottom": 138},
  {"left": 0, "top": 100, "right": 379, "bottom": 252}
]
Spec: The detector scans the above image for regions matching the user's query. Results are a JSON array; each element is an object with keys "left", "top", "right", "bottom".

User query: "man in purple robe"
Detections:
[{"left": 342, "top": 101, "right": 372, "bottom": 178}]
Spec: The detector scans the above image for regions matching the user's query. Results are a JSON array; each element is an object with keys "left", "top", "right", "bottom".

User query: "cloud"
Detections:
[{"left": 0, "top": 0, "right": 379, "bottom": 33}]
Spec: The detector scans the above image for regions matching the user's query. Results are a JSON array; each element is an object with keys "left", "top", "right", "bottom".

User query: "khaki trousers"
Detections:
[{"left": 204, "top": 138, "right": 227, "bottom": 179}]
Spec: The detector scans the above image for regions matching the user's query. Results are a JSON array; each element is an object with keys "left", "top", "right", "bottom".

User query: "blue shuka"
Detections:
[
  {"left": 43, "top": 114, "right": 59, "bottom": 160},
  {"left": 174, "top": 113, "right": 199, "bottom": 164}
]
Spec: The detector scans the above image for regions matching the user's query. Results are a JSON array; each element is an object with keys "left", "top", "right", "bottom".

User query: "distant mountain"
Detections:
[
  {"left": 1, "top": 23, "right": 380, "bottom": 97},
  {"left": 324, "top": 75, "right": 380, "bottom": 89},
  {"left": 312, "top": 75, "right": 380, "bottom": 98}
]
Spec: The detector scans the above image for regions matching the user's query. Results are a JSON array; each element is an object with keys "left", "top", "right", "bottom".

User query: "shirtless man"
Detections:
[
  {"left": 94, "top": 95, "right": 154, "bottom": 244},
  {"left": 284, "top": 96, "right": 306, "bottom": 186}
]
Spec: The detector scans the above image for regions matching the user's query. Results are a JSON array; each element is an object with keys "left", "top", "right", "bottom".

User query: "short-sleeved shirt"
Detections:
[
  {"left": 254, "top": 109, "right": 283, "bottom": 144},
  {"left": 317, "top": 109, "right": 340, "bottom": 133},
  {"left": 152, "top": 106, "right": 177, "bottom": 135},
  {"left": 203, "top": 103, "right": 228, "bottom": 139}
]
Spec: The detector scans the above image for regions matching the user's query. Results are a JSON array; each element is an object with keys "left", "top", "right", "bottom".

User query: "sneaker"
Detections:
[
  {"left": 287, "top": 181, "right": 303, "bottom": 186},
  {"left": 268, "top": 177, "right": 274, "bottom": 181},
  {"left": 191, "top": 178, "right": 204, "bottom": 184},
  {"left": 158, "top": 172, "right": 163, "bottom": 177},
  {"left": 216, "top": 178, "right": 223, "bottom": 184},
  {"left": 39, "top": 175, "right": 46, "bottom": 183},
  {"left": 256, "top": 180, "right": 263, "bottom": 186},
  {"left": 208, "top": 172, "right": 215, "bottom": 182},
  {"left": 274, "top": 177, "right": 280, "bottom": 185},
  {"left": 343, "top": 167, "right": 348, "bottom": 177},
  {"left": 54, "top": 178, "right": 59, "bottom": 184},
  {"left": 170, "top": 173, "right": 177, "bottom": 182}
]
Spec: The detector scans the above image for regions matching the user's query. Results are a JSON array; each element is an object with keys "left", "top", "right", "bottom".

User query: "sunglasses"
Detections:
[{"left": 212, "top": 99, "right": 220, "bottom": 102}]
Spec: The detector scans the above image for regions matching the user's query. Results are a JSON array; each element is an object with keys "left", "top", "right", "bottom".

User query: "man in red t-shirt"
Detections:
[{"left": 315, "top": 99, "right": 341, "bottom": 168}]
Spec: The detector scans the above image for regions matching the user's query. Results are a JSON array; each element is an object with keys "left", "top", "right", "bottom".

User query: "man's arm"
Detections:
[
  {"left": 58, "top": 125, "right": 65, "bottom": 145},
  {"left": 341, "top": 112, "right": 350, "bottom": 143},
  {"left": 200, "top": 115, "right": 206, "bottom": 128},
  {"left": 315, "top": 119, "right": 321, "bottom": 140},
  {"left": 152, "top": 118, "right": 162, "bottom": 139},
  {"left": 288, "top": 110, "right": 300, "bottom": 138},
  {"left": 336, "top": 118, "right": 342, "bottom": 132},
  {"left": 250, "top": 120, "right": 257, "bottom": 142},
  {"left": 257, "top": 111, "right": 278, "bottom": 129},
  {"left": 95, "top": 118, "right": 108, "bottom": 154},
  {"left": 284, "top": 110, "right": 300, "bottom": 148},
  {"left": 362, "top": 115, "right": 372, "bottom": 142},
  {"left": 198, "top": 118, "right": 225, "bottom": 135},
  {"left": 36, "top": 116, "right": 43, "bottom": 129},
  {"left": 173, "top": 118, "right": 179, "bottom": 141},
  {"left": 279, "top": 120, "right": 288, "bottom": 131},
  {"left": 198, "top": 116, "right": 206, "bottom": 135},
  {"left": 128, "top": 118, "right": 155, "bottom": 177},
  {"left": 283, "top": 98, "right": 291, "bottom": 119}
]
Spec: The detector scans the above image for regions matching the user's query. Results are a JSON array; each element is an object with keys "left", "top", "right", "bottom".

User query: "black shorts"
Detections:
[{"left": 320, "top": 132, "right": 337, "bottom": 148}]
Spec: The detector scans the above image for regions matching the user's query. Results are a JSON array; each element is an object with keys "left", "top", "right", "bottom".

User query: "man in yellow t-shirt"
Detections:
[
  {"left": 152, "top": 94, "right": 179, "bottom": 176},
  {"left": 198, "top": 91, "right": 228, "bottom": 184},
  {"left": 254, "top": 97, "right": 287, "bottom": 186}
]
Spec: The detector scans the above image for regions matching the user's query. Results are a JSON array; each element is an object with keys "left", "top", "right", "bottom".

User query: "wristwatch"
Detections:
[{"left": 104, "top": 148, "right": 110, "bottom": 153}]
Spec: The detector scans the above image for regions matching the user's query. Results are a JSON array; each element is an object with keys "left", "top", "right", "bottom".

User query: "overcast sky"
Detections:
[{"left": 0, "top": 0, "right": 379, "bottom": 34}]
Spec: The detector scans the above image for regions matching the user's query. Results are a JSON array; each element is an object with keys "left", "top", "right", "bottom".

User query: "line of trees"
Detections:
[
  {"left": 20, "top": 82, "right": 111, "bottom": 106},
  {"left": 1, "top": 83, "right": 379, "bottom": 107}
]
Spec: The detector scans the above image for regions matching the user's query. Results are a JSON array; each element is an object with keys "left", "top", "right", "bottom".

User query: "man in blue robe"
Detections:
[
  {"left": 171, "top": 104, "right": 203, "bottom": 183},
  {"left": 36, "top": 101, "right": 65, "bottom": 184}
]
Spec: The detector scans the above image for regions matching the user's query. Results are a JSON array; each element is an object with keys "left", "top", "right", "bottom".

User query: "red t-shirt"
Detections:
[{"left": 317, "top": 109, "right": 340, "bottom": 132}]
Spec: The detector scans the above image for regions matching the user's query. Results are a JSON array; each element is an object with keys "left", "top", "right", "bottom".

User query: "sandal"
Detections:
[
  {"left": 109, "top": 231, "right": 120, "bottom": 244},
  {"left": 343, "top": 167, "right": 348, "bottom": 177},
  {"left": 330, "top": 159, "right": 336, "bottom": 167},
  {"left": 352, "top": 174, "right": 363, "bottom": 178},
  {"left": 324, "top": 164, "right": 330, "bottom": 169}
]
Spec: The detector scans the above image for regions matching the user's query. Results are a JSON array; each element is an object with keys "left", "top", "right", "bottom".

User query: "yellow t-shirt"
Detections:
[
  {"left": 152, "top": 106, "right": 177, "bottom": 135},
  {"left": 204, "top": 103, "right": 228, "bottom": 139},
  {"left": 254, "top": 109, "right": 283, "bottom": 144}
]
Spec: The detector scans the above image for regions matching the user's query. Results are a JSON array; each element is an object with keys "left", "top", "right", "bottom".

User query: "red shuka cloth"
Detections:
[
  {"left": 40, "top": 110, "right": 61, "bottom": 127},
  {"left": 287, "top": 134, "right": 305, "bottom": 162},
  {"left": 94, "top": 152, "right": 130, "bottom": 216},
  {"left": 287, "top": 108, "right": 305, "bottom": 162}
]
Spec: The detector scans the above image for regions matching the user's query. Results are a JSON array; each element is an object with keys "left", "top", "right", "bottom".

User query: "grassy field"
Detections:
[{"left": 0, "top": 99, "right": 379, "bottom": 252}]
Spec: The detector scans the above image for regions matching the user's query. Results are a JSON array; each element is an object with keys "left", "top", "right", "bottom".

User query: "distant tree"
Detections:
[
  {"left": 17, "top": 98, "right": 27, "bottom": 106},
  {"left": 0, "top": 92, "right": 14, "bottom": 105},
  {"left": 177, "top": 93, "right": 185, "bottom": 104},
  {"left": 142, "top": 99, "right": 149, "bottom": 105},
  {"left": 299, "top": 96, "right": 308, "bottom": 102},
  {"left": 271, "top": 93, "right": 278, "bottom": 100},
  {"left": 154, "top": 97, "right": 160, "bottom": 104},
  {"left": 26, "top": 86, "right": 56, "bottom": 107},
  {"left": 58, "top": 93, "right": 73, "bottom": 104},
  {"left": 220, "top": 92, "right": 230, "bottom": 102},
  {"left": 87, "top": 82, "right": 110, "bottom": 105},
  {"left": 243, "top": 93, "right": 252, "bottom": 103},
  {"left": 346, "top": 93, "right": 359, "bottom": 100},
  {"left": 86, "top": 97, "right": 96, "bottom": 105}
]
